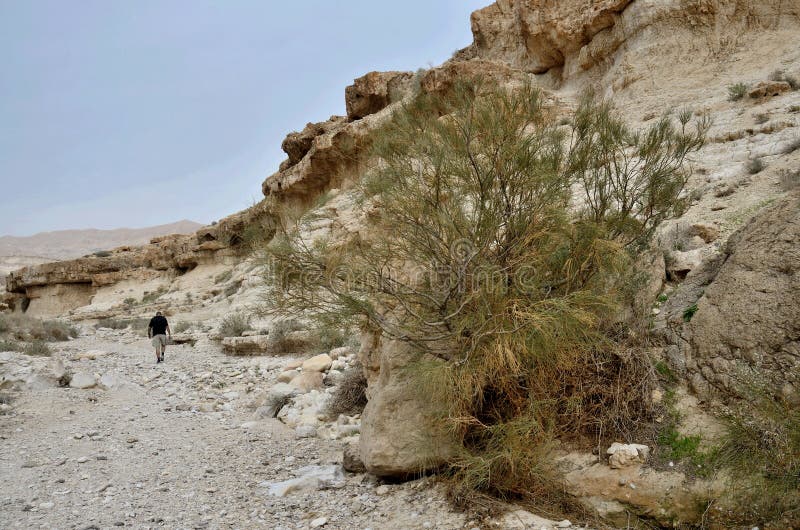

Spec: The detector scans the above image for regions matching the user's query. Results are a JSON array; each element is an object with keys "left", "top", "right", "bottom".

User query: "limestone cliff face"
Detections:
[{"left": 4, "top": 202, "right": 275, "bottom": 316}]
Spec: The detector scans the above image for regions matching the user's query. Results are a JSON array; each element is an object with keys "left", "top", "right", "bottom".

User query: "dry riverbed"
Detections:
[{"left": 0, "top": 327, "right": 478, "bottom": 530}]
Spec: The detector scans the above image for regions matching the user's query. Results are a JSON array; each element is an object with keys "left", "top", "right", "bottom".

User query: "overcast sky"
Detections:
[{"left": 0, "top": 0, "right": 488, "bottom": 237}]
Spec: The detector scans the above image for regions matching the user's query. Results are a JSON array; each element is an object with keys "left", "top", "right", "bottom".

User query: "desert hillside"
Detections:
[
  {"left": 2, "top": 1, "right": 799, "bottom": 529},
  {"left": 0, "top": 220, "right": 204, "bottom": 261}
]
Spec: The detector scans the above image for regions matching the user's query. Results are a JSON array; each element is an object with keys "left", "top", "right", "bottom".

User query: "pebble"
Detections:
[{"left": 310, "top": 517, "right": 328, "bottom": 527}]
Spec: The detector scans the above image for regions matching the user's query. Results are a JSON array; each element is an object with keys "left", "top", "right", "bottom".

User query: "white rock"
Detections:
[
  {"left": 606, "top": 442, "right": 650, "bottom": 469},
  {"left": 69, "top": 371, "right": 96, "bottom": 389},
  {"left": 310, "top": 517, "right": 328, "bottom": 527},
  {"left": 99, "top": 372, "right": 121, "bottom": 390},
  {"left": 556, "top": 520, "right": 572, "bottom": 528},
  {"left": 259, "top": 465, "right": 344, "bottom": 497},
  {"left": 375, "top": 485, "right": 390, "bottom": 495},
  {"left": 295, "top": 425, "right": 317, "bottom": 438},
  {"left": 289, "top": 371, "right": 324, "bottom": 393}
]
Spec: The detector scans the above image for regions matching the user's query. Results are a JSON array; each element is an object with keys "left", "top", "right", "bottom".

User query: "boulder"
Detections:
[
  {"left": 301, "top": 353, "right": 332, "bottom": 372},
  {"left": 468, "top": 0, "right": 632, "bottom": 73},
  {"left": 359, "top": 334, "right": 459, "bottom": 477},
  {"left": 748, "top": 80, "right": 791, "bottom": 99},
  {"left": 342, "top": 441, "right": 366, "bottom": 473},
  {"left": 256, "top": 383, "right": 298, "bottom": 418},
  {"left": 606, "top": 442, "right": 650, "bottom": 469},
  {"left": 289, "top": 371, "right": 324, "bottom": 393},
  {"left": 259, "top": 465, "right": 345, "bottom": 497},
  {"left": 221, "top": 335, "right": 270, "bottom": 355},
  {"left": 69, "top": 371, "right": 96, "bottom": 389},
  {"left": 683, "top": 195, "right": 800, "bottom": 399},
  {"left": 345, "top": 71, "right": 413, "bottom": 120}
]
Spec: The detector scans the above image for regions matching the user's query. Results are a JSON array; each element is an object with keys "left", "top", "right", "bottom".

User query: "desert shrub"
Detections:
[
  {"left": 746, "top": 157, "right": 765, "bottom": 174},
  {"left": 265, "top": 81, "right": 707, "bottom": 506},
  {"left": 324, "top": 365, "right": 368, "bottom": 418},
  {"left": 682, "top": 303, "right": 699, "bottom": 322},
  {"left": 219, "top": 312, "right": 252, "bottom": 337},
  {"left": 141, "top": 287, "right": 166, "bottom": 304},
  {"left": 266, "top": 319, "right": 303, "bottom": 351},
  {"left": 779, "top": 169, "right": 800, "bottom": 191},
  {"left": 172, "top": 321, "right": 194, "bottom": 333},
  {"left": 36, "top": 320, "right": 78, "bottom": 341},
  {"left": 0, "top": 314, "right": 77, "bottom": 342},
  {"left": 23, "top": 341, "right": 50, "bottom": 356},
  {"left": 0, "top": 340, "right": 22, "bottom": 352},
  {"left": 708, "top": 378, "right": 800, "bottom": 526},
  {"left": 789, "top": 105, "right": 800, "bottom": 113},
  {"left": 123, "top": 297, "right": 136, "bottom": 308},
  {"left": 224, "top": 280, "right": 242, "bottom": 298},
  {"left": 214, "top": 270, "right": 233, "bottom": 284},
  {"left": 727, "top": 83, "right": 749, "bottom": 101},
  {"left": 311, "top": 325, "right": 349, "bottom": 352},
  {"left": 92, "top": 250, "right": 112, "bottom": 258}
]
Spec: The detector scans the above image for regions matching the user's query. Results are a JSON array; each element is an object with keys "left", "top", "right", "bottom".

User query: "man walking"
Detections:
[{"left": 147, "top": 311, "right": 171, "bottom": 364}]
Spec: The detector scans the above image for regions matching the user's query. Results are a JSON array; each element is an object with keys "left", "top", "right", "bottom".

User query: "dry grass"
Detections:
[
  {"left": 706, "top": 377, "right": 800, "bottom": 527},
  {"left": 324, "top": 366, "right": 368, "bottom": 418},
  {"left": 22, "top": 341, "right": 51, "bottom": 356},
  {"left": 0, "top": 314, "right": 78, "bottom": 342}
]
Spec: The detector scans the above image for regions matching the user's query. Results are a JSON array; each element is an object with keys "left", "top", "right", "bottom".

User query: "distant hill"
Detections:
[{"left": 0, "top": 220, "right": 204, "bottom": 261}]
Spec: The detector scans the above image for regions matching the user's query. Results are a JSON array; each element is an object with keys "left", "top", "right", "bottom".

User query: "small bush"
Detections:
[
  {"left": 173, "top": 321, "right": 194, "bottom": 333},
  {"left": 728, "top": 83, "right": 749, "bottom": 101},
  {"left": 658, "top": 428, "right": 702, "bottom": 460},
  {"left": 123, "top": 297, "right": 136, "bottom": 307},
  {"left": 789, "top": 105, "right": 800, "bottom": 113},
  {"left": 0, "top": 340, "right": 22, "bottom": 352},
  {"left": 324, "top": 366, "right": 368, "bottom": 418},
  {"left": 214, "top": 270, "right": 233, "bottom": 284},
  {"left": 37, "top": 320, "right": 78, "bottom": 341},
  {"left": 141, "top": 287, "right": 166, "bottom": 304},
  {"left": 746, "top": 157, "right": 765, "bottom": 174},
  {"left": 219, "top": 312, "right": 252, "bottom": 337},
  {"left": 23, "top": 341, "right": 51, "bottom": 356},
  {"left": 709, "top": 378, "right": 800, "bottom": 526},
  {"left": 779, "top": 169, "right": 800, "bottom": 191},
  {"left": 92, "top": 250, "right": 112, "bottom": 258},
  {"left": 781, "top": 136, "right": 800, "bottom": 155},
  {"left": 683, "top": 304, "right": 699, "bottom": 322},
  {"left": 311, "top": 325, "right": 349, "bottom": 352}
]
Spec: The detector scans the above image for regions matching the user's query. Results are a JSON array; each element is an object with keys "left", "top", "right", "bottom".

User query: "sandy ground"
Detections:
[{"left": 0, "top": 329, "right": 474, "bottom": 530}]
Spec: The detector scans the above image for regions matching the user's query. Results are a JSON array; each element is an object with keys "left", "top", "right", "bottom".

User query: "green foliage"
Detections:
[
  {"left": 123, "top": 297, "right": 137, "bottom": 308},
  {"left": 658, "top": 428, "right": 702, "bottom": 460},
  {"left": 657, "top": 293, "right": 669, "bottom": 303},
  {"left": 789, "top": 105, "right": 800, "bottom": 113},
  {"left": 654, "top": 361, "right": 677, "bottom": 383},
  {"left": 219, "top": 312, "right": 252, "bottom": 337},
  {"left": 683, "top": 304, "right": 699, "bottom": 322},
  {"left": 264, "top": 81, "right": 706, "bottom": 504},
  {"left": 311, "top": 325, "right": 349, "bottom": 352},
  {"left": 727, "top": 83, "right": 749, "bottom": 101},
  {"left": 23, "top": 341, "right": 51, "bottom": 356}
]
